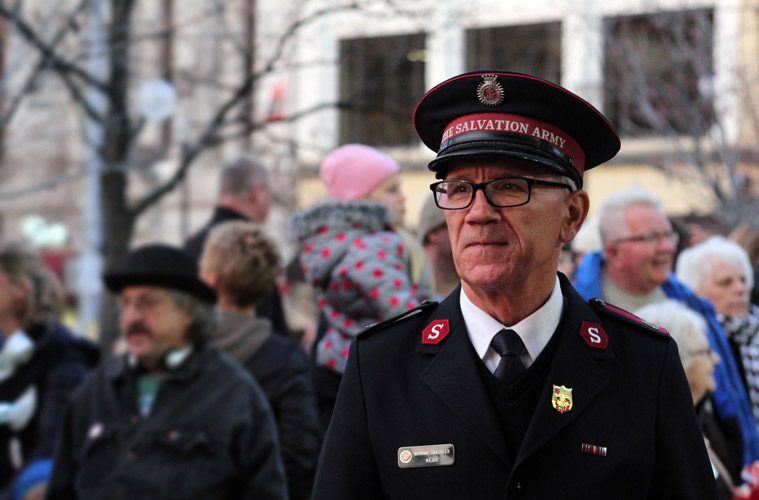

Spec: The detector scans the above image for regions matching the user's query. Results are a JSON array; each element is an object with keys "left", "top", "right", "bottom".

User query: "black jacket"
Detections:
[
  {"left": 209, "top": 310, "right": 322, "bottom": 500},
  {"left": 47, "top": 345, "right": 287, "bottom": 500},
  {"left": 0, "top": 322, "right": 98, "bottom": 492},
  {"left": 313, "top": 276, "right": 718, "bottom": 499},
  {"left": 245, "top": 335, "right": 321, "bottom": 500}
]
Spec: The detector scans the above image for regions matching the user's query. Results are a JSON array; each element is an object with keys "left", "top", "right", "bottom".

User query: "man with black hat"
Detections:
[
  {"left": 47, "top": 244, "right": 288, "bottom": 500},
  {"left": 312, "top": 71, "right": 717, "bottom": 499}
]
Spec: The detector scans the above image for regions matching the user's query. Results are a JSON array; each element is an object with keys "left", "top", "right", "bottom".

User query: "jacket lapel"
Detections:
[
  {"left": 418, "top": 288, "right": 509, "bottom": 465},
  {"left": 514, "top": 284, "right": 612, "bottom": 467}
]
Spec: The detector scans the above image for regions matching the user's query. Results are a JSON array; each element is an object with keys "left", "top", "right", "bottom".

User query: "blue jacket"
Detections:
[{"left": 574, "top": 250, "right": 759, "bottom": 464}]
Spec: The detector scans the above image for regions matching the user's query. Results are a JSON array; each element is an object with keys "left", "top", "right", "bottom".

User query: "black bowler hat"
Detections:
[
  {"left": 103, "top": 244, "right": 216, "bottom": 304},
  {"left": 413, "top": 70, "right": 621, "bottom": 185}
]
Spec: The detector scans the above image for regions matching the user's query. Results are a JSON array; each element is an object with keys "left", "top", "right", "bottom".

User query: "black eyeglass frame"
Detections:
[{"left": 429, "top": 176, "right": 575, "bottom": 210}]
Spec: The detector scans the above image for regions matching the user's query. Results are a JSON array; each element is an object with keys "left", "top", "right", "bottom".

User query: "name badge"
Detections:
[{"left": 397, "top": 444, "right": 455, "bottom": 468}]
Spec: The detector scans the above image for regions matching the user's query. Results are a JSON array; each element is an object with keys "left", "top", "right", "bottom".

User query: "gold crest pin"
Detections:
[{"left": 551, "top": 384, "right": 573, "bottom": 414}]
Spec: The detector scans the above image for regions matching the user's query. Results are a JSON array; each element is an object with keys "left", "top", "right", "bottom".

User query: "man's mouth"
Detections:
[
  {"left": 466, "top": 240, "right": 507, "bottom": 248},
  {"left": 127, "top": 324, "right": 153, "bottom": 338}
]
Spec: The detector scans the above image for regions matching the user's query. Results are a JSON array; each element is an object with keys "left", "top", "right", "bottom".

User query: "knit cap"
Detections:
[{"left": 319, "top": 144, "right": 400, "bottom": 201}]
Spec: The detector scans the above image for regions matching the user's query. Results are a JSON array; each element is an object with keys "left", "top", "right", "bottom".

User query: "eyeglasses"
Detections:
[
  {"left": 430, "top": 176, "right": 574, "bottom": 210},
  {"left": 612, "top": 231, "right": 680, "bottom": 246},
  {"left": 689, "top": 346, "right": 713, "bottom": 358},
  {"left": 118, "top": 292, "right": 169, "bottom": 314}
]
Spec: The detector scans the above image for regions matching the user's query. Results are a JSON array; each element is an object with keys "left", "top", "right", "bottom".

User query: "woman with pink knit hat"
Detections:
[{"left": 290, "top": 144, "right": 430, "bottom": 430}]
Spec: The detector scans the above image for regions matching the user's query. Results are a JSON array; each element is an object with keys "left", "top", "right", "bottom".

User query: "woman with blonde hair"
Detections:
[{"left": 200, "top": 221, "right": 321, "bottom": 500}]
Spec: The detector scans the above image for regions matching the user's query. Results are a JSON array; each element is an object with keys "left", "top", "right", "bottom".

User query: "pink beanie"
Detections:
[{"left": 319, "top": 144, "right": 401, "bottom": 201}]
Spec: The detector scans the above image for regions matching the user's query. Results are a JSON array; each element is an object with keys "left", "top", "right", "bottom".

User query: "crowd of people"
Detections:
[{"left": 0, "top": 69, "right": 757, "bottom": 499}]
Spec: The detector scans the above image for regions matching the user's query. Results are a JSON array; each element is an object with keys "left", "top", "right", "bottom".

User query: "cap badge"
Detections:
[
  {"left": 476, "top": 74, "right": 504, "bottom": 106},
  {"left": 552, "top": 384, "right": 573, "bottom": 414}
]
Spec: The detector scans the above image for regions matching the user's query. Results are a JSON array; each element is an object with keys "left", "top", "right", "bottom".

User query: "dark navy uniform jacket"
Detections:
[{"left": 312, "top": 274, "right": 717, "bottom": 499}]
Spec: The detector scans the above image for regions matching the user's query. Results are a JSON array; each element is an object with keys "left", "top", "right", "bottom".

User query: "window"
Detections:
[
  {"left": 603, "top": 9, "right": 715, "bottom": 137},
  {"left": 465, "top": 23, "right": 561, "bottom": 83},
  {"left": 339, "top": 33, "right": 426, "bottom": 146}
]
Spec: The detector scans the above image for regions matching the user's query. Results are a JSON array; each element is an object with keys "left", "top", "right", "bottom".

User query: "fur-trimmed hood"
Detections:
[{"left": 289, "top": 200, "right": 392, "bottom": 243}]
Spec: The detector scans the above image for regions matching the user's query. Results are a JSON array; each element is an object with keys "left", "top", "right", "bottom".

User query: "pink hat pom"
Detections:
[{"left": 319, "top": 144, "right": 400, "bottom": 201}]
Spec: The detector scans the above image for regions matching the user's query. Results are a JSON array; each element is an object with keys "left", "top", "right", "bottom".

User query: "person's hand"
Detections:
[{"left": 23, "top": 483, "right": 47, "bottom": 500}]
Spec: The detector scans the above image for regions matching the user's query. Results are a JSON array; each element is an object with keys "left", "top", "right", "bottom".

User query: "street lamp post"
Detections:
[{"left": 77, "top": 0, "right": 107, "bottom": 339}]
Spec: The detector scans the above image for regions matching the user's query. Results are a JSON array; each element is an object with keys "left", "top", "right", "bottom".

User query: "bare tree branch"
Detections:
[
  {"left": 131, "top": 1, "right": 366, "bottom": 215},
  {"left": 131, "top": 99, "right": 345, "bottom": 216},
  {"left": 0, "top": 0, "right": 97, "bottom": 127},
  {"left": 0, "top": 2, "right": 109, "bottom": 93}
]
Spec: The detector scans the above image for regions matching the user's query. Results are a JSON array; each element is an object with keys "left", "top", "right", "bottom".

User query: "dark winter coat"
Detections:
[
  {"left": 0, "top": 322, "right": 98, "bottom": 492},
  {"left": 290, "top": 201, "right": 424, "bottom": 376},
  {"left": 313, "top": 275, "right": 718, "bottom": 499},
  {"left": 210, "top": 311, "right": 321, "bottom": 500},
  {"left": 46, "top": 345, "right": 287, "bottom": 500}
]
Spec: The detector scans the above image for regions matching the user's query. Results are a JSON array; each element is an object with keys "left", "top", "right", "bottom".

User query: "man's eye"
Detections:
[
  {"left": 446, "top": 184, "right": 470, "bottom": 195},
  {"left": 491, "top": 181, "right": 521, "bottom": 192}
]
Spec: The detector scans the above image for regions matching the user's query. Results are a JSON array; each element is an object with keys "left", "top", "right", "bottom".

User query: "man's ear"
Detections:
[
  {"left": 200, "top": 269, "right": 218, "bottom": 290},
  {"left": 602, "top": 241, "right": 618, "bottom": 262},
  {"left": 559, "top": 190, "right": 589, "bottom": 244}
]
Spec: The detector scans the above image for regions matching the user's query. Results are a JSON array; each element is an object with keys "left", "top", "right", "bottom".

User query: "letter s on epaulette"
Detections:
[
  {"left": 358, "top": 300, "right": 439, "bottom": 339},
  {"left": 589, "top": 298, "right": 669, "bottom": 336}
]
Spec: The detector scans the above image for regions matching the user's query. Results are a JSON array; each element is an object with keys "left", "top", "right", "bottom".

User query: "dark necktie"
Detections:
[{"left": 490, "top": 329, "right": 526, "bottom": 382}]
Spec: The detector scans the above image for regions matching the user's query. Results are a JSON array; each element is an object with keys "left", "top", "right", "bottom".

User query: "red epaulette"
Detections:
[{"left": 588, "top": 298, "right": 669, "bottom": 336}]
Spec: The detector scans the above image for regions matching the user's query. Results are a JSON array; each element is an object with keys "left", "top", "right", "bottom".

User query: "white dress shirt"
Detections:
[{"left": 461, "top": 276, "right": 564, "bottom": 374}]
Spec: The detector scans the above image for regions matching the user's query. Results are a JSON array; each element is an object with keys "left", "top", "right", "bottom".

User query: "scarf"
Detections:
[
  {"left": 721, "top": 306, "right": 759, "bottom": 429},
  {"left": 209, "top": 310, "right": 272, "bottom": 363}
]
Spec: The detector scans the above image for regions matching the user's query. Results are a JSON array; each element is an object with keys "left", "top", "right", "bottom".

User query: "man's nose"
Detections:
[
  {"left": 465, "top": 189, "right": 498, "bottom": 221},
  {"left": 657, "top": 234, "right": 678, "bottom": 252},
  {"left": 711, "top": 351, "right": 721, "bottom": 365},
  {"left": 120, "top": 302, "right": 141, "bottom": 323},
  {"left": 733, "top": 278, "right": 748, "bottom": 293}
]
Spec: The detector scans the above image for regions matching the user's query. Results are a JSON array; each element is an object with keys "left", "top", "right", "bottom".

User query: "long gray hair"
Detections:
[{"left": 169, "top": 290, "right": 217, "bottom": 344}]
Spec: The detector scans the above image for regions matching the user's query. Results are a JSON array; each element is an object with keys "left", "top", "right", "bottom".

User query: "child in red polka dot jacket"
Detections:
[{"left": 290, "top": 144, "right": 432, "bottom": 429}]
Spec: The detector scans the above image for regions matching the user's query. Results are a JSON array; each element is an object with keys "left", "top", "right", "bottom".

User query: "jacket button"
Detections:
[{"left": 509, "top": 482, "right": 523, "bottom": 497}]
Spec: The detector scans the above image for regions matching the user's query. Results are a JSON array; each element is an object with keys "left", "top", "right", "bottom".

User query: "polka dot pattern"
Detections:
[{"left": 295, "top": 202, "right": 427, "bottom": 375}]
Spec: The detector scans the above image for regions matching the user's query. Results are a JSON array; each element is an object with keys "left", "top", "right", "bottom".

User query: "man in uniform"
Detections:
[
  {"left": 312, "top": 71, "right": 717, "bottom": 499},
  {"left": 47, "top": 244, "right": 287, "bottom": 499}
]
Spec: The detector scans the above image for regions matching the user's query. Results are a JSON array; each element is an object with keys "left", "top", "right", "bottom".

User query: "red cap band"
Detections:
[{"left": 440, "top": 113, "right": 586, "bottom": 174}]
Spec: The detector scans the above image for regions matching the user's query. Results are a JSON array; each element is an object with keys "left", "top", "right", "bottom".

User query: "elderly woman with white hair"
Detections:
[
  {"left": 676, "top": 236, "right": 759, "bottom": 428},
  {"left": 637, "top": 299, "right": 742, "bottom": 499}
]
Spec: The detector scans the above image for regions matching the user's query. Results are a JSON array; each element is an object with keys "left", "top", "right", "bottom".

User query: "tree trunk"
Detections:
[{"left": 97, "top": 0, "right": 137, "bottom": 355}]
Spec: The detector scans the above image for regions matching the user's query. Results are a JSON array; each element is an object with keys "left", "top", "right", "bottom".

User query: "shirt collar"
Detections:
[
  {"left": 127, "top": 345, "right": 194, "bottom": 371},
  {"left": 461, "top": 276, "right": 564, "bottom": 367}
]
